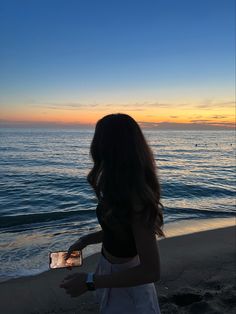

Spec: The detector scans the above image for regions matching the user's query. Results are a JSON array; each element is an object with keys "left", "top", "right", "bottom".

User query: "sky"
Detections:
[{"left": 0, "top": 0, "right": 235, "bottom": 129}]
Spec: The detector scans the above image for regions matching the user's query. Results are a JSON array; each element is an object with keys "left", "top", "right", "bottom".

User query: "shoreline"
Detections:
[
  {"left": 0, "top": 216, "right": 235, "bottom": 284},
  {"left": 162, "top": 216, "right": 235, "bottom": 238},
  {"left": 0, "top": 224, "right": 235, "bottom": 313}
]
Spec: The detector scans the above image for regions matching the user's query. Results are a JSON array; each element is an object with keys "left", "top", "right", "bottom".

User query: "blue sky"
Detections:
[{"left": 0, "top": 0, "right": 235, "bottom": 127}]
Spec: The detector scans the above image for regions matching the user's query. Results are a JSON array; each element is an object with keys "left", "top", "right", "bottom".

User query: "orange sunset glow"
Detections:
[{"left": 1, "top": 99, "right": 235, "bottom": 129}]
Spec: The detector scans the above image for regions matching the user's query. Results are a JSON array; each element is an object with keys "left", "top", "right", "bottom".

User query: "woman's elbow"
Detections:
[
  {"left": 140, "top": 262, "right": 160, "bottom": 282},
  {"left": 152, "top": 270, "right": 160, "bottom": 282},
  {"left": 145, "top": 268, "right": 160, "bottom": 283}
]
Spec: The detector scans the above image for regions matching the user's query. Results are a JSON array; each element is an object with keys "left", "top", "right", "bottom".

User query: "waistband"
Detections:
[{"left": 100, "top": 249, "right": 140, "bottom": 269}]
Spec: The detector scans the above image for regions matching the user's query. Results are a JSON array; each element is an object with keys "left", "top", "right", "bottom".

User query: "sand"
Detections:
[{"left": 0, "top": 224, "right": 235, "bottom": 314}]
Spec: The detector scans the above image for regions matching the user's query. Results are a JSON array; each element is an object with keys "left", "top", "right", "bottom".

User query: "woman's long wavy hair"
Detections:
[{"left": 87, "top": 113, "right": 165, "bottom": 238}]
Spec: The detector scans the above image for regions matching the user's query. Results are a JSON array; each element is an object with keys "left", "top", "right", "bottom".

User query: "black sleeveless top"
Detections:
[{"left": 96, "top": 201, "right": 137, "bottom": 258}]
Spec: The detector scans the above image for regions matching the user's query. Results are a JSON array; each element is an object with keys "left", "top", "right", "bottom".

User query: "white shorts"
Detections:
[{"left": 95, "top": 252, "right": 161, "bottom": 314}]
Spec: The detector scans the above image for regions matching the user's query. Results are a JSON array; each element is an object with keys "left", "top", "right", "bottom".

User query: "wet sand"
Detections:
[{"left": 0, "top": 224, "right": 235, "bottom": 313}]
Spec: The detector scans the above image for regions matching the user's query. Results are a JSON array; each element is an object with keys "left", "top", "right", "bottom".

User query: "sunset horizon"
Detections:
[
  {"left": 1, "top": 1, "right": 235, "bottom": 130},
  {"left": 1, "top": 98, "right": 235, "bottom": 130},
  {"left": 1, "top": 98, "right": 235, "bottom": 129}
]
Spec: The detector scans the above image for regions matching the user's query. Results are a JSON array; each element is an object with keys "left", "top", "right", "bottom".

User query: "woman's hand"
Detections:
[
  {"left": 60, "top": 273, "right": 88, "bottom": 297},
  {"left": 64, "top": 237, "right": 87, "bottom": 270},
  {"left": 65, "top": 237, "right": 87, "bottom": 260}
]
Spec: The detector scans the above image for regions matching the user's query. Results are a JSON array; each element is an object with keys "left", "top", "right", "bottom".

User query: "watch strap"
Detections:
[{"left": 86, "top": 272, "right": 96, "bottom": 291}]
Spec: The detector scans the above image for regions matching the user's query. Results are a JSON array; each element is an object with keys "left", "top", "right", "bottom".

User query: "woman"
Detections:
[{"left": 60, "top": 113, "right": 165, "bottom": 313}]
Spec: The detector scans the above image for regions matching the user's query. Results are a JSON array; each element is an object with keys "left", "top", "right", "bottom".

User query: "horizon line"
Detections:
[{"left": 0, "top": 120, "right": 234, "bottom": 130}]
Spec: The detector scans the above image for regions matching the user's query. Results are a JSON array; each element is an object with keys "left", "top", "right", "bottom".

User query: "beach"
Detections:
[{"left": 1, "top": 223, "right": 235, "bottom": 314}]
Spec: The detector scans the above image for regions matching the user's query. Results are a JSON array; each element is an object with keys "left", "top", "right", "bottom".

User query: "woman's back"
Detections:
[{"left": 96, "top": 200, "right": 137, "bottom": 259}]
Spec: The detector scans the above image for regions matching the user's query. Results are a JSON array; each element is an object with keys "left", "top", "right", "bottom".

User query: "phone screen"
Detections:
[{"left": 49, "top": 250, "right": 82, "bottom": 269}]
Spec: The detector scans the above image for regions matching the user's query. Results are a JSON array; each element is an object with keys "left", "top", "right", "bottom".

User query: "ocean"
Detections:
[{"left": 0, "top": 127, "right": 235, "bottom": 282}]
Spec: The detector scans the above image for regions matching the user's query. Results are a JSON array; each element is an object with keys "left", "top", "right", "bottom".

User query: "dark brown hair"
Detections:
[{"left": 87, "top": 113, "right": 165, "bottom": 238}]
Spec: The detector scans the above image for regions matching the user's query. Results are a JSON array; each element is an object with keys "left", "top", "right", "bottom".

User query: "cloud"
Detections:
[
  {"left": 24, "top": 98, "right": 236, "bottom": 112},
  {"left": 0, "top": 120, "right": 94, "bottom": 127},
  {"left": 30, "top": 100, "right": 190, "bottom": 110},
  {"left": 210, "top": 115, "right": 228, "bottom": 119},
  {"left": 190, "top": 119, "right": 212, "bottom": 123},
  {"left": 195, "top": 100, "right": 235, "bottom": 109},
  {"left": 126, "top": 108, "right": 144, "bottom": 111},
  {"left": 131, "top": 102, "right": 189, "bottom": 108},
  {"left": 202, "top": 121, "right": 235, "bottom": 126},
  {"left": 190, "top": 119, "right": 235, "bottom": 127},
  {"left": 138, "top": 121, "right": 234, "bottom": 130},
  {"left": 32, "top": 102, "right": 103, "bottom": 111}
]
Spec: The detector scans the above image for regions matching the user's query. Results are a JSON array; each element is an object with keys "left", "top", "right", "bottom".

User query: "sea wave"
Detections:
[
  {"left": 162, "top": 182, "right": 235, "bottom": 198},
  {"left": 0, "top": 209, "right": 96, "bottom": 229}
]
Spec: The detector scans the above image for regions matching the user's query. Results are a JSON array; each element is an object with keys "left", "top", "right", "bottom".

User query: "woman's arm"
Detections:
[
  {"left": 65, "top": 230, "right": 104, "bottom": 260},
  {"left": 60, "top": 218, "right": 160, "bottom": 296},
  {"left": 94, "top": 220, "right": 160, "bottom": 288},
  {"left": 83, "top": 229, "right": 104, "bottom": 245}
]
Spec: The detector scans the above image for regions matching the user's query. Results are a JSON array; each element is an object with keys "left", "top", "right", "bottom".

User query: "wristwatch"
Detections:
[{"left": 86, "top": 272, "right": 96, "bottom": 291}]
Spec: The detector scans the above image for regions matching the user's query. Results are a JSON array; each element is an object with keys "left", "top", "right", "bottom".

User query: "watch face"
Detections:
[{"left": 86, "top": 282, "right": 95, "bottom": 291}]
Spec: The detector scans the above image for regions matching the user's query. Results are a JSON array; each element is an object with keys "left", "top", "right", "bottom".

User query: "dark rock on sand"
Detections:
[
  {"left": 171, "top": 292, "right": 202, "bottom": 306},
  {"left": 189, "top": 300, "right": 212, "bottom": 313}
]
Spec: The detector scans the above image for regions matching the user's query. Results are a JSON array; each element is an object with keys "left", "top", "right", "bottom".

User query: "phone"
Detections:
[{"left": 49, "top": 250, "right": 83, "bottom": 269}]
